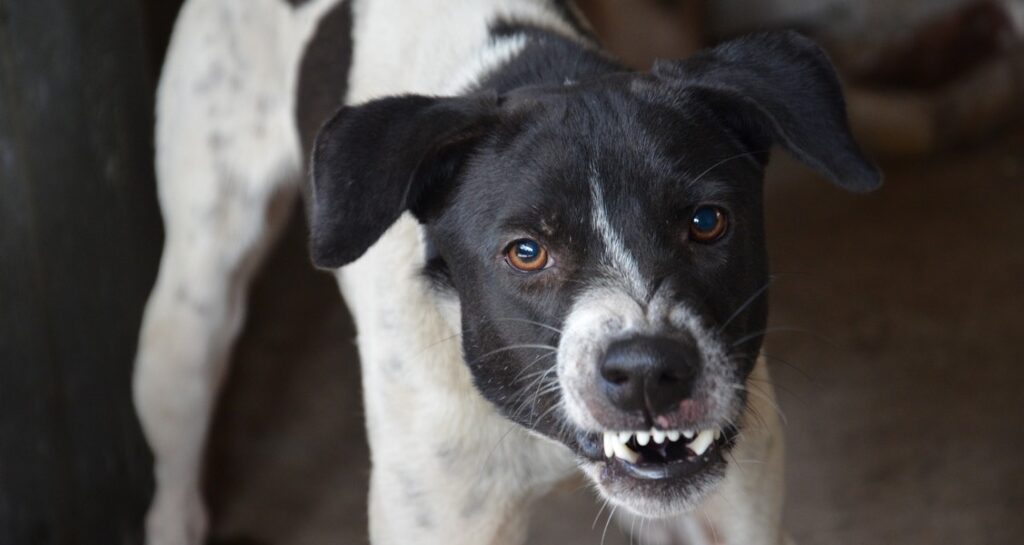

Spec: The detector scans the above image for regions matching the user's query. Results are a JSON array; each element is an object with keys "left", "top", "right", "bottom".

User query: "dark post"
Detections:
[{"left": 0, "top": 0, "right": 166, "bottom": 542}]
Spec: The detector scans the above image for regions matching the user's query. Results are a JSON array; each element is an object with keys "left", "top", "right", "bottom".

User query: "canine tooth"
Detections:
[
  {"left": 636, "top": 431, "right": 650, "bottom": 446},
  {"left": 603, "top": 432, "right": 615, "bottom": 458},
  {"left": 687, "top": 429, "right": 716, "bottom": 456},
  {"left": 618, "top": 431, "right": 633, "bottom": 444},
  {"left": 666, "top": 430, "right": 681, "bottom": 442},
  {"left": 714, "top": 429, "right": 722, "bottom": 441},
  {"left": 683, "top": 429, "right": 695, "bottom": 440},
  {"left": 651, "top": 429, "right": 666, "bottom": 444},
  {"left": 612, "top": 440, "right": 640, "bottom": 463}
]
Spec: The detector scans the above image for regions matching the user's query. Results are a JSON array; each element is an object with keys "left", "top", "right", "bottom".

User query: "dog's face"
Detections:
[
  {"left": 310, "top": 32, "right": 879, "bottom": 517},
  {"left": 424, "top": 88, "right": 771, "bottom": 514}
]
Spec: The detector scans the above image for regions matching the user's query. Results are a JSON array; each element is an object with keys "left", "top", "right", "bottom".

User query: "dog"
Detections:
[{"left": 133, "top": 0, "right": 881, "bottom": 543}]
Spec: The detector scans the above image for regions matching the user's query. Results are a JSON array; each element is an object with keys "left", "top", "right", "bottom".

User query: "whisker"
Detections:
[
  {"left": 486, "top": 317, "right": 563, "bottom": 334},
  {"left": 734, "top": 384, "right": 788, "bottom": 426},
  {"left": 468, "top": 343, "right": 557, "bottom": 366},
  {"left": 717, "top": 279, "right": 774, "bottom": 333},
  {"left": 726, "top": 450, "right": 750, "bottom": 480},
  {"left": 508, "top": 376, "right": 554, "bottom": 421},
  {"left": 601, "top": 506, "right": 619, "bottom": 545},
  {"left": 760, "top": 352, "right": 817, "bottom": 385},
  {"left": 746, "top": 405, "right": 770, "bottom": 431},
  {"left": 508, "top": 370, "right": 560, "bottom": 423},
  {"left": 474, "top": 425, "right": 518, "bottom": 486},
  {"left": 526, "top": 372, "right": 560, "bottom": 421},
  {"left": 686, "top": 149, "right": 770, "bottom": 187},
  {"left": 510, "top": 351, "right": 558, "bottom": 382},
  {"left": 730, "top": 326, "right": 818, "bottom": 348},
  {"left": 745, "top": 374, "right": 803, "bottom": 405},
  {"left": 592, "top": 498, "right": 611, "bottom": 530},
  {"left": 515, "top": 366, "right": 558, "bottom": 385},
  {"left": 410, "top": 331, "right": 462, "bottom": 358},
  {"left": 703, "top": 509, "right": 721, "bottom": 545},
  {"left": 528, "top": 401, "right": 562, "bottom": 428},
  {"left": 724, "top": 350, "right": 807, "bottom": 404}
]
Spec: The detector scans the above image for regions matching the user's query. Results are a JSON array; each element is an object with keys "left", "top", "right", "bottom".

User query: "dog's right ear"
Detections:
[
  {"left": 652, "top": 31, "right": 881, "bottom": 193},
  {"left": 309, "top": 93, "right": 499, "bottom": 268}
]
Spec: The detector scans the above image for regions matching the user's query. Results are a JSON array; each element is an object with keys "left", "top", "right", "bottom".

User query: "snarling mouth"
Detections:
[{"left": 585, "top": 426, "right": 737, "bottom": 480}]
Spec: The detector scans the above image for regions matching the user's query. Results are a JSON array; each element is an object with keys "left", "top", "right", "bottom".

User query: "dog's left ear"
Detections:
[
  {"left": 653, "top": 31, "right": 882, "bottom": 192},
  {"left": 309, "top": 93, "right": 498, "bottom": 268}
]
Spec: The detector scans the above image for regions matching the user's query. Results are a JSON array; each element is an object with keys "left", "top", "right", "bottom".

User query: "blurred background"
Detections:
[{"left": 1, "top": 0, "right": 1021, "bottom": 544}]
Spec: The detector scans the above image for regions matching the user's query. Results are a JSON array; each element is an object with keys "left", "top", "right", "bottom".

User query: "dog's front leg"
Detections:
[
  {"left": 341, "top": 250, "right": 575, "bottom": 543},
  {"left": 358, "top": 353, "right": 576, "bottom": 545},
  {"left": 365, "top": 411, "right": 572, "bottom": 545}
]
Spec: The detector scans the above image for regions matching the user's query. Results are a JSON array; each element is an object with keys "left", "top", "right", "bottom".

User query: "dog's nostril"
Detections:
[
  {"left": 657, "top": 370, "right": 684, "bottom": 385},
  {"left": 657, "top": 364, "right": 696, "bottom": 384},
  {"left": 604, "top": 369, "right": 631, "bottom": 386}
]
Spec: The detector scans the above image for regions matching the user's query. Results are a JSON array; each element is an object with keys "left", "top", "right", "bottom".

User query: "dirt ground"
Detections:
[{"left": 205, "top": 127, "right": 1024, "bottom": 545}]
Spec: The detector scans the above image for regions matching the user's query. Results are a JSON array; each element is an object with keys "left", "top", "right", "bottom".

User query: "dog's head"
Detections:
[{"left": 309, "top": 32, "right": 880, "bottom": 517}]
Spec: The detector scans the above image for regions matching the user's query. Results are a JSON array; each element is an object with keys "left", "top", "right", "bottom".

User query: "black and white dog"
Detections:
[{"left": 133, "top": 0, "right": 880, "bottom": 543}]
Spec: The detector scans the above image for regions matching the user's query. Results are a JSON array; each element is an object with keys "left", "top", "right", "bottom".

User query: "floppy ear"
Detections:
[
  {"left": 653, "top": 31, "right": 882, "bottom": 192},
  {"left": 309, "top": 93, "right": 498, "bottom": 268}
]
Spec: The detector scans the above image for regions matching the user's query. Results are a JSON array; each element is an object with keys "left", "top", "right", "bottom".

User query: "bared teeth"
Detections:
[
  {"left": 602, "top": 427, "right": 723, "bottom": 462},
  {"left": 603, "top": 431, "right": 639, "bottom": 462},
  {"left": 612, "top": 439, "right": 639, "bottom": 463},
  {"left": 687, "top": 429, "right": 716, "bottom": 456}
]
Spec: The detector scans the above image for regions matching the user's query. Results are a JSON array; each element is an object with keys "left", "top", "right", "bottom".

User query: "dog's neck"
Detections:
[{"left": 467, "top": 22, "right": 623, "bottom": 94}]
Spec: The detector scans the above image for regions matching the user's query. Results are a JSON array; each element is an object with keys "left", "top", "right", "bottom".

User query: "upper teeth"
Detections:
[{"left": 602, "top": 428, "right": 720, "bottom": 462}]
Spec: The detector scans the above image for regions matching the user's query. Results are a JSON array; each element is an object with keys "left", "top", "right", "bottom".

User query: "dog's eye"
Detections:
[
  {"left": 505, "top": 239, "right": 550, "bottom": 272},
  {"left": 689, "top": 206, "right": 728, "bottom": 243}
]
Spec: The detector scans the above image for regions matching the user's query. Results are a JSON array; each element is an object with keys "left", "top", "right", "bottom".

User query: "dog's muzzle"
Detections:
[
  {"left": 573, "top": 334, "right": 739, "bottom": 480},
  {"left": 556, "top": 289, "right": 745, "bottom": 515}
]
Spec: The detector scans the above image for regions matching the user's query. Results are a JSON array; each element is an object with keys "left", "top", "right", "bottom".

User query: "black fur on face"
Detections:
[
  {"left": 309, "top": 30, "right": 880, "bottom": 515},
  {"left": 428, "top": 79, "right": 773, "bottom": 408}
]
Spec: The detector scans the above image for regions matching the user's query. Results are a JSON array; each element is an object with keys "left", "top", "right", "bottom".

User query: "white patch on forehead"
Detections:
[{"left": 589, "top": 165, "right": 647, "bottom": 298}]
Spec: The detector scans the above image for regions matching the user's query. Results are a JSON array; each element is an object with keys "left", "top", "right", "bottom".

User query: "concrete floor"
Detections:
[{"left": 204, "top": 127, "right": 1024, "bottom": 545}]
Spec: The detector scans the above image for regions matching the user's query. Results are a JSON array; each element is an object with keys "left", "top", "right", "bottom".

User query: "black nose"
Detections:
[{"left": 599, "top": 336, "right": 700, "bottom": 416}]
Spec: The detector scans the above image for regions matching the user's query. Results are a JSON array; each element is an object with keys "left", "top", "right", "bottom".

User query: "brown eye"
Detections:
[
  {"left": 689, "top": 206, "right": 728, "bottom": 243},
  {"left": 505, "top": 239, "right": 549, "bottom": 272}
]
